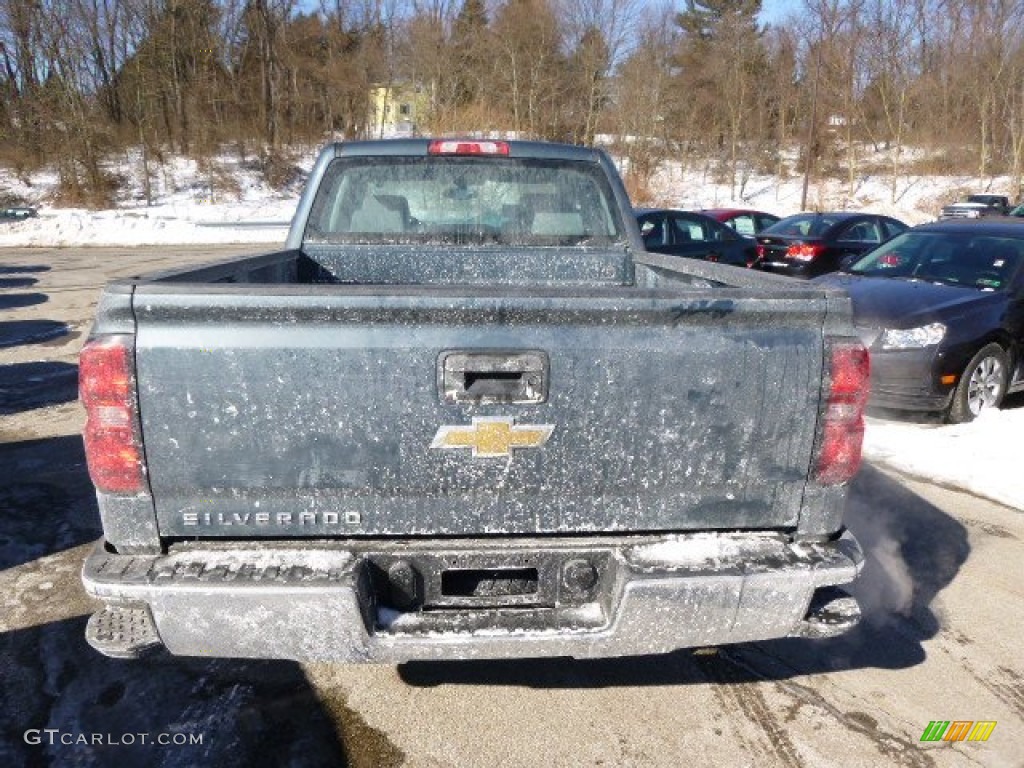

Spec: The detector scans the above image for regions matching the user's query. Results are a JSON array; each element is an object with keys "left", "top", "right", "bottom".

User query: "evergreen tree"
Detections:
[
  {"left": 450, "top": 0, "right": 490, "bottom": 105},
  {"left": 673, "top": 0, "right": 767, "bottom": 192},
  {"left": 677, "top": 0, "right": 762, "bottom": 43}
]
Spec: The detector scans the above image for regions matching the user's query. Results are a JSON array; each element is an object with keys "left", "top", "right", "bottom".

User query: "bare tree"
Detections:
[
  {"left": 608, "top": 8, "right": 677, "bottom": 200},
  {"left": 860, "top": 0, "right": 917, "bottom": 201},
  {"left": 762, "top": 25, "right": 800, "bottom": 187}
]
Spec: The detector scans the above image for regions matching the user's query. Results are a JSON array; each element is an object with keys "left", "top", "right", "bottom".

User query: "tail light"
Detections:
[
  {"left": 428, "top": 140, "right": 510, "bottom": 156},
  {"left": 813, "top": 341, "right": 869, "bottom": 485},
  {"left": 787, "top": 243, "right": 826, "bottom": 261},
  {"left": 756, "top": 244, "right": 766, "bottom": 259},
  {"left": 80, "top": 336, "right": 147, "bottom": 494}
]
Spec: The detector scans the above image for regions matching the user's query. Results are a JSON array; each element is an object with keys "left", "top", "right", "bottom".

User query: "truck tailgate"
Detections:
[{"left": 133, "top": 286, "right": 825, "bottom": 537}]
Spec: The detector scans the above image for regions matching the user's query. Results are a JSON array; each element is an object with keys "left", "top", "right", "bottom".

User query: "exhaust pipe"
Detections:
[{"left": 794, "top": 586, "right": 861, "bottom": 639}]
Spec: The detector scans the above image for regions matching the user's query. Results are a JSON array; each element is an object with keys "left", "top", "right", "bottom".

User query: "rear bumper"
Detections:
[
  {"left": 83, "top": 531, "right": 864, "bottom": 662},
  {"left": 755, "top": 260, "right": 813, "bottom": 279}
]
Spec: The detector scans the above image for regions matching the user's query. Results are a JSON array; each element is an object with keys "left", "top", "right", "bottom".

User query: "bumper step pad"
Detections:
[{"left": 86, "top": 603, "right": 162, "bottom": 659}]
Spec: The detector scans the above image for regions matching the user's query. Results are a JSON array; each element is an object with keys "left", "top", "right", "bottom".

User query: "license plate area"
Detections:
[
  {"left": 441, "top": 567, "right": 539, "bottom": 598},
  {"left": 366, "top": 550, "right": 610, "bottom": 613},
  {"left": 365, "top": 549, "right": 612, "bottom": 635}
]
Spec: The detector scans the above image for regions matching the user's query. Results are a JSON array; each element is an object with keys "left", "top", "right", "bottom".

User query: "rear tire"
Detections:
[{"left": 947, "top": 343, "right": 1008, "bottom": 423}]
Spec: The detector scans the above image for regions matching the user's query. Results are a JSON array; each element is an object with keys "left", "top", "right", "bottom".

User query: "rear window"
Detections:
[
  {"left": 763, "top": 214, "right": 844, "bottom": 238},
  {"left": 304, "top": 156, "right": 623, "bottom": 247}
]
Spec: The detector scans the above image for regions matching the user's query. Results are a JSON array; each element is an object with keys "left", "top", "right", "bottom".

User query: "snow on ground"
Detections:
[
  {"left": 0, "top": 143, "right": 1010, "bottom": 247},
  {"left": 863, "top": 406, "right": 1024, "bottom": 511},
  {"left": 0, "top": 206, "right": 295, "bottom": 247},
  {"left": 639, "top": 147, "right": 1003, "bottom": 227},
  {"left": 0, "top": 149, "right": 313, "bottom": 247},
  {"left": 1, "top": 144, "right": 1022, "bottom": 511}
]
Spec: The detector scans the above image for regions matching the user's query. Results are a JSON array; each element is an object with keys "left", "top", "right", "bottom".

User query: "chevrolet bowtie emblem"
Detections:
[{"left": 430, "top": 417, "right": 554, "bottom": 458}]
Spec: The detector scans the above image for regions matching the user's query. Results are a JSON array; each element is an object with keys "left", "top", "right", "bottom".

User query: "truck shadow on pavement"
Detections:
[
  {"left": 0, "top": 436, "right": 101, "bottom": 570},
  {"left": 1, "top": 617, "right": 359, "bottom": 768},
  {"left": 0, "top": 438, "right": 394, "bottom": 767},
  {"left": 399, "top": 465, "right": 970, "bottom": 688}
]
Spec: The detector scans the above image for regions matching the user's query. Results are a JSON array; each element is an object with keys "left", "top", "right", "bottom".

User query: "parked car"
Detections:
[
  {"left": 636, "top": 208, "right": 758, "bottom": 266},
  {"left": 815, "top": 219, "right": 1024, "bottom": 422},
  {"left": 1008, "top": 203, "right": 1024, "bottom": 218},
  {"left": 0, "top": 206, "right": 38, "bottom": 221},
  {"left": 755, "top": 212, "right": 909, "bottom": 278},
  {"left": 939, "top": 194, "right": 1012, "bottom": 220},
  {"left": 701, "top": 208, "right": 781, "bottom": 237}
]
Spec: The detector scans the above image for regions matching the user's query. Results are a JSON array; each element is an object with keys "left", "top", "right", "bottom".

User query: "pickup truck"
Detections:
[
  {"left": 939, "top": 194, "right": 1013, "bottom": 220},
  {"left": 80, "top": 139, "right": 868, "bottom": 661}
]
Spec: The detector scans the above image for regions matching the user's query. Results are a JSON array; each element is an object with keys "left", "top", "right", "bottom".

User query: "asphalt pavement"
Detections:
[{"left": 1, "top": 245, "right": 1021, "bottom": 767}]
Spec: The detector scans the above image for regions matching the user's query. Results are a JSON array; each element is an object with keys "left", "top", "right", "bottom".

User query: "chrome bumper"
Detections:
[{"left": 83, "top": 531, "right": 864, "bottom": 661}]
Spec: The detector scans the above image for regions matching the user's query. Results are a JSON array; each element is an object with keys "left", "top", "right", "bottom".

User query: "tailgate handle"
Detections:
[{"left": 439, "top": 351, "right": 548, "bottom": 404}]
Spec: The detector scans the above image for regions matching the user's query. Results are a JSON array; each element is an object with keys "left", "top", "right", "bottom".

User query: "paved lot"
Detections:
[{"left": 1, "top": 246, "right": 1022, "bottom": 767}]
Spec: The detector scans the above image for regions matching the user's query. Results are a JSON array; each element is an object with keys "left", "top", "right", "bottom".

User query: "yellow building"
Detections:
[{"left": 368, "top": 84, "right": 428, "bottom": 138}]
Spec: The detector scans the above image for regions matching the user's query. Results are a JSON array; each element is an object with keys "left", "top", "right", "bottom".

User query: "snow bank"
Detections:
[
  {"left": 863, "top": 408, "right": 1024, "bottom": 511},
  {"left": 0, "top": 204, "right": 295, "bottom": 247},
  {"left": 0, "top": 145, "right": 1010, "bottom": 246},
  {"left": 0, "top": 149, "right": 307, "bottom": 247},
  {"left": 640, "top": 148, "right": 1010, "bottom": 226}
]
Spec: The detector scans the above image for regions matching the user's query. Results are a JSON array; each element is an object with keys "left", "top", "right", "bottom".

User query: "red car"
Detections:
[{"left": 701, "top": 208, "right": 782, "bottom": 237}]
